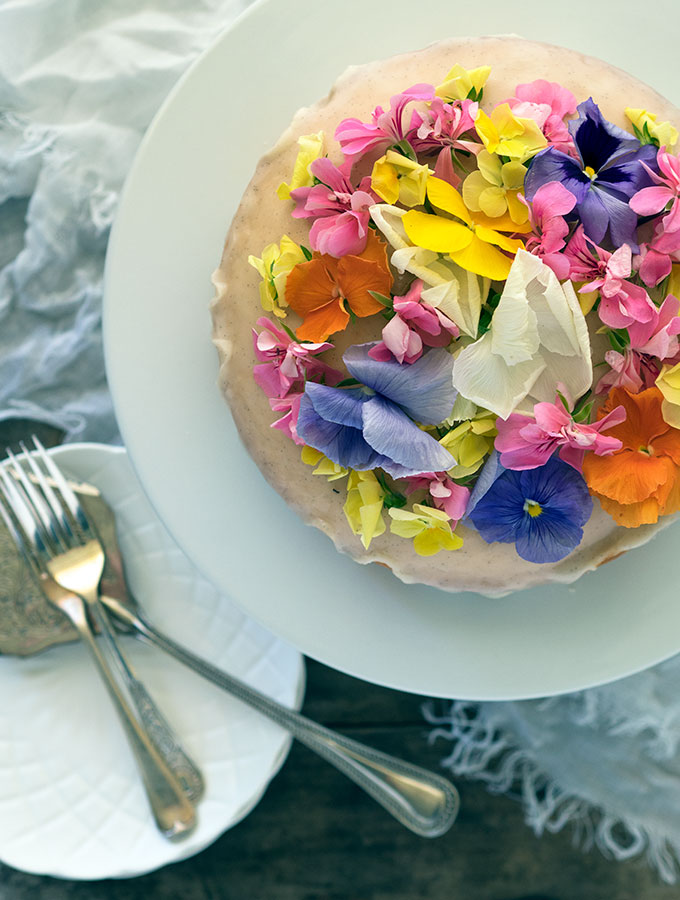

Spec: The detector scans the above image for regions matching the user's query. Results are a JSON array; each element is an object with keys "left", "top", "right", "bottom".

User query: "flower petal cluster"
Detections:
[
  {"left": 495, "top": 394, "right": 625, "bottom": 471},
  {"left": 435, "top": 64, "right": 491, "bottom": 102},
  {"left": 343, "top": 470, "right": 387, "bottom": 549},
  {"left": 462, "top": 150, "right": 528, "bottom": 223},
  {"left": 252, "top": 316, "right": 335, "bottom": 398},
  {"left": 277, "top": 131, "right": 325, "bottom": 200},
  {"left": 583, "top": 387, "right": 680, "bottom": 527},
  {"left": 402, "top": 176, "right": 529, "bottom": 281},
  {"left": 625, "top": 108, "right": 678, "bottom": 150},
  {"left": 468, "top": 457, "right": 593, "bottom": 563},
  {"left": 522, "top": 181, "right": 577, "bottom": 279},
  {"left": 296, "top": 344, "right": 457, "bottom": 478},
  {"left": 285, "top": 231, "right": 391, "bottom": 341},
  {"left": 334, "top": 85, "right": 435, "bottom": 164},
  {"left": 388, "top": 504, "right": 463, "bottom": 556},
  {"left": 290, "top": 157, "right": 377, "bottom": 257},
  {"left": 409, "top": 97, "right": 478, "bottom": 155},
  {"left": 404, "top": 472, "right": 470, "bottom": 521},
  {"left": 506, "top": 79, "right": 577, "bottom": 153},
  {"left": 248, "top": 235, "right": 308, "bottom": 318},
  {"left": 438, "top": 413, "right": 497, "bottom": 479},
  {"left": 474, "top": 104, "right": 548, "bottom": 162},
  {"left": 368, "top": 279, "right": 459, "bottom": 365},
  {"left": 452, "top": 250, "right": 592, "bottom": 419},
  {"left": 524, "top": 98, "right": 658, "bottom": 248},
  {"left": 371, "top": 150, "right": 431, "bottom": 208}
]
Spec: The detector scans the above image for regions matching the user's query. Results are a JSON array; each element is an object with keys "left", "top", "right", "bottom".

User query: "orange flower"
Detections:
[
  {"left": 583, "top": 386, "right": 680, "bottom": 527},
  {"left": 285, "top": 231, "right": 392, "bottom": 342}
]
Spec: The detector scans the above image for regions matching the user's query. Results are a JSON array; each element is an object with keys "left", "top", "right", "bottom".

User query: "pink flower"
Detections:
[
  {"left": 252, "top": 317, "right": 338, "bottom": 398},
  {"left": 270, "top": 393, "right": 304, "bottom": 445},
  {"left": 368, "top": 280, "right": 459, "bottom": 364},
  {"left": 495, "top": 395, "right": 626, "bottom": 471},
  {"left": 630, "top": 147, "right": 680, "bottom": 216},
  {"left": 290, "top": 158, "right": 377, "bottom": 257},
  {"left": 505, "top": 80, "right": 577, "bottom": 153},
  {"left": 523, "top": 181, "right": 577, "bottom": 279},
  {"left": 432, "top": 146, "right": 462, "bottom": 190},
  {"left": 565, "top": 229, "right": 656, "bottom": 328},
  {"left": 335, "top": 84, "right": 435, "bottom": 164},
  {"left": 409, "top": 98, "right": 479, "bottom": 155},
  {"left": 594, "top": 295, "right": 680, "bottom": 394},
  {"left": 636, "top": 200, "right": 680, "bottom": 286},
  {"left": 405, "top": 472, "right": 470, "bottom": 522}
]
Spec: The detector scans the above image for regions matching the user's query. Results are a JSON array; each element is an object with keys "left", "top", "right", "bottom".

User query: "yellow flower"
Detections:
[
  {"left": 301, "top": 446, "right": 348, "bottom": 481},
  {"left": 276, "top": 131, "right": 325, "bottom": 201},
  {"left": 625, "top": 108, "right": 678, "bottom": 149},
  {"left": 474, "top": 104, "right": 547, "bottom": 162},
  {"left": 388, "top": 504, "right": 463, "bottom": 556},
  {"left": 438, "top": 413, "right": 497, "bottom": 478},
  {"left": 656, "top": 362, "right": 680, "bottom": 428},
  {"left": 371, "top": 150, "right": 431, "bottom": 207},
  {"left": 462, "top": 150, "right": 529, "bottom": 224},
  {"left": 668, "top": 264, "right": 680, "bottom": 300},
  {"left": 402, "top": 176, "right": 530, "bottom": 281},
  {"left": 248, "top": 235, "right": 307, "bottom": 317},
  {"left": 344, "top": 470, "right": 386, "bottom": 550},
  {"left": 436, "top": 63, "right": 491, "bottom": 102}
]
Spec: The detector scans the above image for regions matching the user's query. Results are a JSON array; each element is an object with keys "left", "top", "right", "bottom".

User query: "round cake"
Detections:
[{"left": 211, "top": 36, "right": 680, "bottom": 597}]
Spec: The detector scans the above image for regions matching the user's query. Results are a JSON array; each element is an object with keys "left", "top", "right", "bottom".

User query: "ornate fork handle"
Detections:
[{"left": 104, "top": 596, "right": 460, "bottom": 838}]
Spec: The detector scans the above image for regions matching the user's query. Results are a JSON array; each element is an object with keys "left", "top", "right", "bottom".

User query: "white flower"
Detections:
[
  {"left": 452, "top": 250, "right": 592, "bottom": 419},
  {"left": 370, "top": 203, "right": 488, "bottom": 337}
]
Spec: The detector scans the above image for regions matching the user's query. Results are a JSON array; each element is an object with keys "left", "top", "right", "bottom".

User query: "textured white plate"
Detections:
[
  {"left": 104, "top": 0, "right": 680, "bottom": 701},
  {"left": 0, "top": 444, "right": 304, "bottom": 880}
]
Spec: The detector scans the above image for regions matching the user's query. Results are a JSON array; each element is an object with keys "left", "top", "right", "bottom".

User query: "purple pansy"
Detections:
[
  {"left": 296, "top": 344, "right": 457, "bottom": 478},
  {"left": 524, "top": 98, "right": 658, "bottom": 250},
  {"left": 467, "top": 456, "right": 593, "bottom": 563}
]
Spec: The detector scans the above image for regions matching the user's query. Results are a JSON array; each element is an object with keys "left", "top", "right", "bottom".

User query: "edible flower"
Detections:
[
  {"left": 474, "top": 104, "right": 548, "bottom": 162},
  {"left": 404, "top": 472, "right": 470, "bottom": 521},
  {"left": 269, "top": 392, "right": 304, "bottom": 445},
  {"left": 635, "top": 201, "right": 680, "bottom": 288},
  {"left": 494, "top": 393, "right": 625, "bottom": 471},
  {"left": 577, "top": 242, "right": 655, "bottom": 329},
  {"left": 252, "top": 316, "right": 339, "bottom": 398},
  {"left": 409, "top": 98, "right": 479, "bottom": 155},
  {"left": 368, "top": 279, "right": 459, "bottom": 365},
  {"left": 301, "top": 446, "right": 348, "bottom": 481},
  {"left": 388, "top": 504, "right": 463, "bottom": 556},
  {"left": 524, "top": 98, "right": 658, "bottom": 249},
  {"left": 334, "top": 85, "right": 435, "bottom": 164},
  {"left": 452, "top": 250, "right": 592, "bottom": 419},
  {"left": 402, "top": 176, "right": 529, "bottom": 280},
  {"left": 583, "top": 386, "right": 680, "bottom": 527},
  {"left": 468, "top": 456, "right": 593, "bottom": 563},
  {"left": 369, "top": 202, "right": 489, "bottom": 336},
  {"left": 436, "top": 64, "right": 491, "bottom": 102},
  {"left": 296, "top": 344, "right": 457, "bottom": 478},
  {"left": 343, "top": 470, "right": 386, "bottom": 549},
  {"left": 438, "top": 413, "right": 497, "bottom": 479},
  {"left": 522, "top": 181, "right": 577, "bottom": 279},
  {"left": 630, "top": 148, "right": 680, "bottom": 217},
  {"left": 285, "top": 231, "right": 391, "bottom": 341},
  {"left": 371, "top": 150, "right": 430, "bottom": 207},
  {"left": 461, "top": 150, "right": 529, "bottom": 224},
  {"left": 656, "top": 362, "right": 680, "bottom": 429},
  {"left": 505, "top": 80, "right": 577, "bottom": 153},
  {"left": 248, "top": 235, "right": 308, "bottom": 317},
  {"left": 290, "top": 157, "right": 377, "bottom": 257},
  {"left": 625, "top": 108, "right": 678, "bottom": 150},
  {"left": 277, "top": 132, "right": 325, "bottom": 200}
]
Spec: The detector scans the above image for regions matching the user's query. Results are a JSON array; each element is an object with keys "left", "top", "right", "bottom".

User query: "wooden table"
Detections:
[{"left": 0, "top": 421, "right": 677, "bottom": 899}]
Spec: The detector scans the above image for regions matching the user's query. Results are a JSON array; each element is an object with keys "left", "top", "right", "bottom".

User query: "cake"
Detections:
[{"left": 210, "top": 36, "right": 680, "bottom": 597}]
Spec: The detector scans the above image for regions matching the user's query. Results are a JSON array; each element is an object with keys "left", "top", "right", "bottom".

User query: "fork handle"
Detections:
[
  {"left": 59, "top": 594, "right": 197, "bottom": 840},
  {"left": 104, "top": 597, "right": 459, "bottom": 838}
]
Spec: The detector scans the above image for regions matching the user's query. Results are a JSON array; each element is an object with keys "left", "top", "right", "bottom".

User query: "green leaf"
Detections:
[
  {"left": 573, "top": 400, "right": 596, "bottom": 424},
  {"left": 607, "top": 328, "right": 629, "bottom": 352},
  {"left": 392, "top": 139, "right": 418, "bottom": 162},
  {"left": 300, "top": 244, "right": 313, "bottom": 261},
  {"left": 335, "top": 377, "right": 362, "bottom": 388},
  {"left": 375, "top": 471, "right": 407, "bottom": 509},
  {"left": 280, "top": 321, "right": 299, "bottom": 342},
  {"left": 368, "top": 290, "right": 394, "bottom": 309}
]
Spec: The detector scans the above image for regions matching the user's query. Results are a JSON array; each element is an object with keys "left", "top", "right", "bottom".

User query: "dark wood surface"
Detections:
[{"left": 0, "top": 421, "right": 678, "bottom": 899}]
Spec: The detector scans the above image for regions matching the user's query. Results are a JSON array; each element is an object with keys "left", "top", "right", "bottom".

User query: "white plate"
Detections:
[
  {"left": 103, "top": 0, "right": 680, "bottom": 701},
  {"left": 0, "top": 444, "right": 304, "bottom": 880}
]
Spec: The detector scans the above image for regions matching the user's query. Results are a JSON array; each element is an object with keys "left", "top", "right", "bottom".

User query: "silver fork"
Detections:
[{"left": 0, "top": 443, "right": 200, "bottom": 841}]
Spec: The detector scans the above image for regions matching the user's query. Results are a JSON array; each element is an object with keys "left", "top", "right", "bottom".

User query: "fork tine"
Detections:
[
  {"left": 0, "top": 462, "right": 48, "bottom": 573},
  {"left": 19, "top": 441, "right": 74, "bottom": 551},
  {"left": 32, "top": 436, "right": 94, "bottom": 537},
  {"left": 6, "top": 448, "right": 63, "bottom": 555}
]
